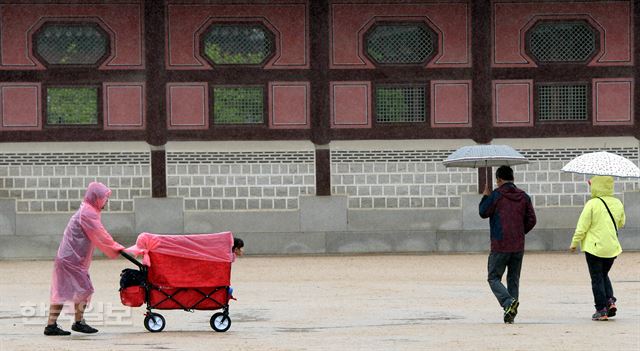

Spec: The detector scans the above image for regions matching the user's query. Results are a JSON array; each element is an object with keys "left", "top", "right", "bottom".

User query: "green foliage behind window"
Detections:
[
  {"left": 204, "top": 43, "right": 266, "bottom": 65},
  {"left": 213, "top": 87, "right": 264, "bottom": 124},
  {"left": 47, "top": 87, "right": 98, "bottom": 125},
  {"left": 376, "top": 86, "right": 426, "bottom": 123},
  {"left": 203, "top": 25, "right": 273, "bottom": 65},
  {"left": 36, "top": 24, "right": 108, "bottom": 65},
  {"left": 366, "top": 24, "right": 436, "bottom": 65}
]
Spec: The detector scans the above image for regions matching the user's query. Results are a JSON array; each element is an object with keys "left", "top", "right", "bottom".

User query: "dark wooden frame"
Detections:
[
  {"left": 0, "top": 1, "right": 633, "bottom": 144},
  {"left": 0, "top": 0, "right": 636, "bottom": 197}
]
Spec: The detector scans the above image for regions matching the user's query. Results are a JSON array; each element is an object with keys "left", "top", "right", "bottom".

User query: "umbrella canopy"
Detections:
[
  {"left": 561, "top": 151, "right": 640, "bottom": 178},
  {"left": 443, "top": 144, "right": 529, "bottom": 168}
]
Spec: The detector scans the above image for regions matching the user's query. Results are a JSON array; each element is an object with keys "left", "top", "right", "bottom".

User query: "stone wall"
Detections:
[
  {"left": 0, "top": 143, "right": 150, "bottom": 213},
  {"left": 331, "top": 139, "right": 639, "bottom": 210},
  {"left": 167, "top": 150, "right": 315, "bottom": 211},
  {"left": 331, "top": 149, "right": 477, "bottom": 209},
  {"left": 0, "top": 138, "right": 638, "bottom": 259},
  {"left": 515, "top": 147, "right": 639, "bottom": 207}
]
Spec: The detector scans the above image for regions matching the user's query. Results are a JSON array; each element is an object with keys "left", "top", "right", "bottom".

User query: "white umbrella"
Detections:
[
  {"left": 561, "top": 151, "right": 640, "bottom": 178},
  {"left": 443, "top": 144, "right": 529, "bottom": 168}
]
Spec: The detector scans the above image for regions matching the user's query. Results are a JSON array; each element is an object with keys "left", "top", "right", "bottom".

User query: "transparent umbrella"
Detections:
[
  {"left": 443, "top": 145, "right": 529, "bottom": 191},
  {"left": 561, "top": 151, "right": 640, "bottom": 178},
  {"left": 443, "top": 145, "right": 529, "bottom": 168}
]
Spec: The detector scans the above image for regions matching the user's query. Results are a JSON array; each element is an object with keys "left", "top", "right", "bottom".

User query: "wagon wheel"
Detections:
[
  {"left": 210, "top": 312, "right": 231, "bottom": 332},
  {"left": 144, "top": 312, "right": 166, "bottom": 332}
]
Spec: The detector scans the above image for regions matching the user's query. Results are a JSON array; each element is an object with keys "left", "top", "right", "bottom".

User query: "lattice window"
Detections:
[
  {"left": 365, "top": 23, "right": 436, "bottom": 65},
  {"left": 46, "top": 87, "right": 99, "bottom": 125},
  {"left": 527, "top": 21, "right": 597, "bottom": 63},
  {"left": 375, "top": 86, "right": 426, "bottom": 123},
  {"left": 537, "top": 84, "right": 588, "bottom": 121},
  {"left": 213, "top": 87, "right": 264, "bottom": 124},
  {"left": 202, "top": 24, "right": 274, "bottom": 65},
  {"left": 34, "top": 23, "right": 109, "bottom": 66}
]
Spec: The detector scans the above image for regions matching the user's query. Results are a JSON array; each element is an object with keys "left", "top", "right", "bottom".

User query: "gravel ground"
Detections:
[{"left": 1, "top": 252, "right": 639, "bottom": 351}]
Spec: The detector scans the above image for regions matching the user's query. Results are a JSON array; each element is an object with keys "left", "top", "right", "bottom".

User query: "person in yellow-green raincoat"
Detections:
[{"left": 569, "top": 176, "right": 625, "bottom": 321}]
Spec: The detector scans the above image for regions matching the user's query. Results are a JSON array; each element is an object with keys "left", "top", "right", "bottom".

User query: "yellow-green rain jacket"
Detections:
[{"left": 571, "top": 176, "right": 625, "bottom": 258}]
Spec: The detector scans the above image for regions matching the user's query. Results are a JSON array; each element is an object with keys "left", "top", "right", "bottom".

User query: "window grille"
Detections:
[
  {"left": 537, "top": 84, "right": 588, "bottom": 121},
  {"left": 35, "top": 24, "right": 108, "bottom": 66},
  {"left": 203, "top": 24, "right": 273, "bottom": 65},
  {"left": 213, "top": 87, "right": 264, "bottom": 124},
  {"left": 366, "top": 24, "right": 436, "bottom": 65},
  {"left": 46, "top": 87, "right": 99, "bottom": 125},
  {"left": 376, "top": 86, "right": 426, "bottom": 123},
  {"left": 528, "top": 21, "right": 597, "bottom": 63}
]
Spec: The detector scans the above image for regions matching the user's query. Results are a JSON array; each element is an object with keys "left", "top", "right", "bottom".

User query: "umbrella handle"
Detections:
[
  {"left": 484, "top": 167, "right": 492, "bottom": 187},
  {"left": 485, "top": 161, "right": 490, "bottom": 190},
  {"left": 483, "top": 163, "right": 492, "bottom": 193}
]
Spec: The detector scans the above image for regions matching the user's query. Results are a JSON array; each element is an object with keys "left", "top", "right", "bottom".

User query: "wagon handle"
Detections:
[{"left": 121, "top": 250, "right": 144, "bottom": 269}]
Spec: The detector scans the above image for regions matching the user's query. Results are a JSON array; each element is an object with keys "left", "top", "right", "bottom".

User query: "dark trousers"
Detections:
[
  {"left": 585, "top": 252, "right": 616, "bottom": 311},
  {"left": 487, "top": 251, "right": 524, "bottom": 309}
]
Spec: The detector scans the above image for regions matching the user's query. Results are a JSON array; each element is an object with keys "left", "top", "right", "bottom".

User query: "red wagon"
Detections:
[{"left": 119, "top": 231, "right": 235, "bottom": 333}]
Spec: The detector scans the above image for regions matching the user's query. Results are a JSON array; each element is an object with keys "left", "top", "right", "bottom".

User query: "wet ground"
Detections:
[{"left": 1, "top": 252, "right": 639, "bottom": 350}]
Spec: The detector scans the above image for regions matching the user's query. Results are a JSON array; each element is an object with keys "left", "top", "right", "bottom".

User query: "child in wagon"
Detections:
[
  {"left": 228, "top": 237, "right": 244, "bottom": 300},
  {"left": 232, "top": 237, "right": 244, "bottom": 259},
  {"left": 44, "top": 182, "right": 125, "bottom": 336}
]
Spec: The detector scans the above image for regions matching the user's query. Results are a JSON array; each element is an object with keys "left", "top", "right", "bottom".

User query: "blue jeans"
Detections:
[
  {"left": 487, "top": 251, "right": 524, "bottom": 309},
  {"left": 585, "top": 252, "right": 616, "bottom": 311}
]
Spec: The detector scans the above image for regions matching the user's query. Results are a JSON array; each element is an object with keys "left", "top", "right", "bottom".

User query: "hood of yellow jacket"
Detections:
[{"left": 590, "top": 176, "right": 614, "bottom": 198}]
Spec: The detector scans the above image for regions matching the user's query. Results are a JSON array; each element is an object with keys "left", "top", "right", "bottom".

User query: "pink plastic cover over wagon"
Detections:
[{"left": 127, "top": 231, "right": 234, "bottom": 289}]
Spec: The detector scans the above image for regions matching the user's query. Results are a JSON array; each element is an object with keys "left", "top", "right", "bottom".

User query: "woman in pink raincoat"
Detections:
[{"left": 44, "top": 182, "right": 125, "bottom": 336}]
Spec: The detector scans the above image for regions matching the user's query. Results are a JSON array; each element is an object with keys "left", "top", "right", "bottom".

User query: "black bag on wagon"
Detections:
[{"left": 119, "top": 268, "right": 146, "bottom": 289}]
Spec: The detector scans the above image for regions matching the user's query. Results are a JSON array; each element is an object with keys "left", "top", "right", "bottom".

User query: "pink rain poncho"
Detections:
[{"left": 49, "top": 182, "right": 124, "bottom": 304}]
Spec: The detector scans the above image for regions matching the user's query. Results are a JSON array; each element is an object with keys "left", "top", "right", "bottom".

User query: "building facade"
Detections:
[{"left": 0, "top": 0, "right": 638, "bottom": 258}]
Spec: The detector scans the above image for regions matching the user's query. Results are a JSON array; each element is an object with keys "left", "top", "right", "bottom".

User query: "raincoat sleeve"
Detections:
[
  {"left": 80, "top": 207, "right": 124, "bottom": 259},
  {"left": 571, "top": 201, "right": 593, "bottom": 248},
  {"left": 617, "top": 208, "right": 626, "bottom": 229},
  {"left": 524, "top": 194, "right": 537, "bottom": 234},
  {"left": 479, "top": 191, "right": 498, "bottom": 218}
]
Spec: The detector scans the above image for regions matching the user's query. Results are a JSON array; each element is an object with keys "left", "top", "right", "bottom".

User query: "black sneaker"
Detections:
[
  {"left": 607, "top": 298, "right": 617, "bottom": 317},
  {"left": 592, "top": 309, "right": 608, "bottom": 321},
  {"left": 71, "top": 321, "right": 98, "bottom": 334},
  {"left": 503, "top": 299, "right": 519, "bottom": 324},
  {"left": 44, "top": 323, "right": 71, "bottom": 336}
]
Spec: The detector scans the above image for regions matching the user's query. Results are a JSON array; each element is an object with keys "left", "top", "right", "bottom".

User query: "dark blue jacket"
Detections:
[{"left": 479, "top": 182, "right": 537, "bottom": 253}]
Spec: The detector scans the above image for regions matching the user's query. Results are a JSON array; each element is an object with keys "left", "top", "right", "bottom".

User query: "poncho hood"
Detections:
[
  {"left": 84, "top": 182, "right": 111, "bottom": 211},
  {"left": 590, "top": 176, "right": 614, "bottom": 198}
]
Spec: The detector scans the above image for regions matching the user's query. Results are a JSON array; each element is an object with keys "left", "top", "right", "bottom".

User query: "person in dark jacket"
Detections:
[{"left": 479, "top": 165, "right": 537, "bottom": 324}]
